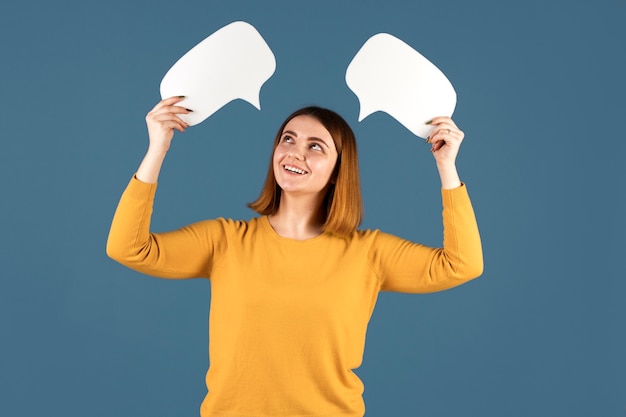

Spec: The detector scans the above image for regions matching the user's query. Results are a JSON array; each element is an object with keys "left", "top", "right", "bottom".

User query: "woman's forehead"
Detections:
[{"left": 284, "top": 115, "right": 329, "bottom": 135}]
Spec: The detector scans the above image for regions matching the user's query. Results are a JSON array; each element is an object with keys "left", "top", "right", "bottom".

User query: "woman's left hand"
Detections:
[{"left": 426, "top": 116, "right": 464, "bottom": 167}]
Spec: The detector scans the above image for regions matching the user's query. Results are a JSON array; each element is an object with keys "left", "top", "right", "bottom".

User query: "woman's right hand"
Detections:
[
  {"left": 145, "top": 96, "right": 192, "bottom": 153},
  {"left": 135, "top": 97, "right": 192, "bottom": 184}
]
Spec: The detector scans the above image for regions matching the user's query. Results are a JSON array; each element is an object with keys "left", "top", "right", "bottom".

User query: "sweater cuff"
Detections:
[
  {"left": 441, "top": 182, "right": 471, "bottom": 208},
  {"left": 126, "top": 174, "right": 158, "bottom": 200}
]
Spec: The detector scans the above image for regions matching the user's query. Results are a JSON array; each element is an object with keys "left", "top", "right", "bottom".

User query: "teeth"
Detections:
[{"left": 284, "top": 165, "right": 306, "bottom": 174}]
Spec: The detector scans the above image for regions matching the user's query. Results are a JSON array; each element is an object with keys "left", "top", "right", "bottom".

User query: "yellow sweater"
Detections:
[{"left": 107, "top": 176, "right": 483, "bottom": 417}]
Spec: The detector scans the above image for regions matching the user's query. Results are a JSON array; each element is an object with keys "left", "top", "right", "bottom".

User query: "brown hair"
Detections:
[{"left": 248, "top": 106, "right": 362, "bottom": 237}]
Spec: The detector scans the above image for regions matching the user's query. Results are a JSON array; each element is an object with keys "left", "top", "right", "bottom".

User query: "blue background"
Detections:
[{"left": 1, "top": 0, "right": 625, "bottom": 415}]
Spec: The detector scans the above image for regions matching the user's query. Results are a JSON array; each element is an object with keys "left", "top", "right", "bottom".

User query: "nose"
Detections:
[{"left": 287, "top": 144, "right": 306, "bottom": 160}]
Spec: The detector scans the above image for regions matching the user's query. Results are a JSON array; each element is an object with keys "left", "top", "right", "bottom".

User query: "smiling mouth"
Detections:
[{"left": 283, "top": 164, "right": 308, "bottom": 175}]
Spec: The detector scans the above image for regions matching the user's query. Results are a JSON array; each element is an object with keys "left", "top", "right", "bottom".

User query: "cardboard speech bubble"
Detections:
[
  {"left": 346, "top": 33, "right": 456, "bottom": 139},
  {"left": 160, "top": 21, "right": 276, "bottom": 126}
]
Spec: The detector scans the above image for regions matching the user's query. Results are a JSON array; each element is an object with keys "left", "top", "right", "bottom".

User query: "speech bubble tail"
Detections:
[
  {"left": 244, "top": 93, "right": 262, "bottom": 110},
  {"left": 357, "top": 103, "right": 375, "bottom": 122}
]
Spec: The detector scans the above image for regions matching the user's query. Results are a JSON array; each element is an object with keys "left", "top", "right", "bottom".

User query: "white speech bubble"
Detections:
[
  {"left": 160, "top": 21, "right": 276, "bottom": 126},
  {"left": 346, "top": 33, "right": 456, "bottom": 139}
]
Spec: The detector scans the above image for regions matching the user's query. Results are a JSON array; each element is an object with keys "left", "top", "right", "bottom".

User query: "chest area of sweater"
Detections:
[{"left": 210, "top": 234, "right": 380, "bottom": 319}]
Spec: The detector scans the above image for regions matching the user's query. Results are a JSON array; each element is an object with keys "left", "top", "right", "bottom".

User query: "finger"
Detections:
[
  {"left": 148, "top": 96, "right": 190, "bottom": 115},
  {"left": 431, "top": 140, "right": 445, "bottom": 152},
  {"left": 148, "top": 105, "right": 193, "bottom": 121},
  {"left": 427, "top": 127, "right": 463, "bottom": 144},
  {"left": 157, "top": 105, "right": 194, "bottom": 117},
  {"left": 427, "top": 116, "right": 459, "bottom": 129},
  {"left": 426, "top": 117, "right": 463, "bottom": 138},
  {"left": 146, "top": 110, "right": 189, "bottom": 135},
  {"left": 427, "top": 129, "right": 464, "bottom": 154},
  {"left": 147, "top": 106, "right": 192, "bottom": 127},
  {"left": 152, "top": 96, "right": 185, "bottom": 111},
  {"left": 162, "top": 95, "right": 187, "bottom": 106},
  {"left": 433, "top": 123, "right": 462, "bottom": 136},
  {"left": 152, "top": 118, "right": 188, "bottom": 133},
  {"left": 151, "top": 112, "right": 190, "bottom": 129}
]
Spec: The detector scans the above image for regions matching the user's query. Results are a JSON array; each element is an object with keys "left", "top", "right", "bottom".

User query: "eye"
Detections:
[
  {"left": 281, "top": 135, "right": 294, "bottom": 143},
  {"left": 310, "top": 143, "right": 323, "bottom": 151}
]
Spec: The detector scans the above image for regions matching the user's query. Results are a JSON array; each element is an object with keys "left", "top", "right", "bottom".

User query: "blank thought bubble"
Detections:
[
  {"left": 346, "top": 33, "right": 456, "bottom": 139},
  {"left": 160, "top": 21, "right": 276, "bottom": 126}
]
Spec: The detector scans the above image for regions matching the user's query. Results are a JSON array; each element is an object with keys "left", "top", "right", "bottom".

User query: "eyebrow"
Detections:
[{"left": 282, "top": 130, "right": 330, "bottom": 148}]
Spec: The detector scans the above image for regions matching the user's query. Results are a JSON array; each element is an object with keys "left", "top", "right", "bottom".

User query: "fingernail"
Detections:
[
  {"left": 425, "top": 120, "right": 432, "bottom": 125},
  {"left": 186, "top": 108, "right": 193, "bottom": 112},
  {"left": 177, "top": 95, "right": 186, "bottom": 98},
  {"left": 426, "top": 136, "right": 431, "bottom": 143}
]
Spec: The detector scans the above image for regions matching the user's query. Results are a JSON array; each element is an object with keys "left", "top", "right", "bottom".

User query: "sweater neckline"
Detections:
[{"left": 260, "top": 215, "right": 328, "bottom": 244}]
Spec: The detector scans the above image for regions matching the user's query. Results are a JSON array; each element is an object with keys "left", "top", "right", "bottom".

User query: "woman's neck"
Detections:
[{"left": 268, "top": 193, "right": 326, "bottom": 240}]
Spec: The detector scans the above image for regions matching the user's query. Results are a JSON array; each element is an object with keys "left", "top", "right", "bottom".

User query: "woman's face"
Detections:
[{"left": 273, "top": 115, "right": 338, "bottom": 198}]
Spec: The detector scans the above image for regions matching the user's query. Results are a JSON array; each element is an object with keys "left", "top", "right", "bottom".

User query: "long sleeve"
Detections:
[
  {"left": 106, "top": 176, "right": 225, "bottom": 279},
  {"left": 372, "top": 183, "right": 483, "bottom": 293}
]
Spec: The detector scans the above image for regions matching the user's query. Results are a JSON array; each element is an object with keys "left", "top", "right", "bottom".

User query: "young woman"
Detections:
[{"left": 107, "top": 96, "right": 483, "bottom": 417}]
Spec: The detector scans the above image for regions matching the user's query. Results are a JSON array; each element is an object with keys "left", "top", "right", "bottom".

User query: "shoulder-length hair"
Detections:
[{"left": 248, "top": 106, "right": 362, "bottom": 237}]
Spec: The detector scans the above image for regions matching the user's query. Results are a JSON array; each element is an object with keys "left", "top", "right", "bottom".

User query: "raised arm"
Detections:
[
  {"left": 106, "top": 97, "right": 216, "bottom": 279},
  {"left": 375, "top": 116, "right": 483, "bottom": 293}
]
